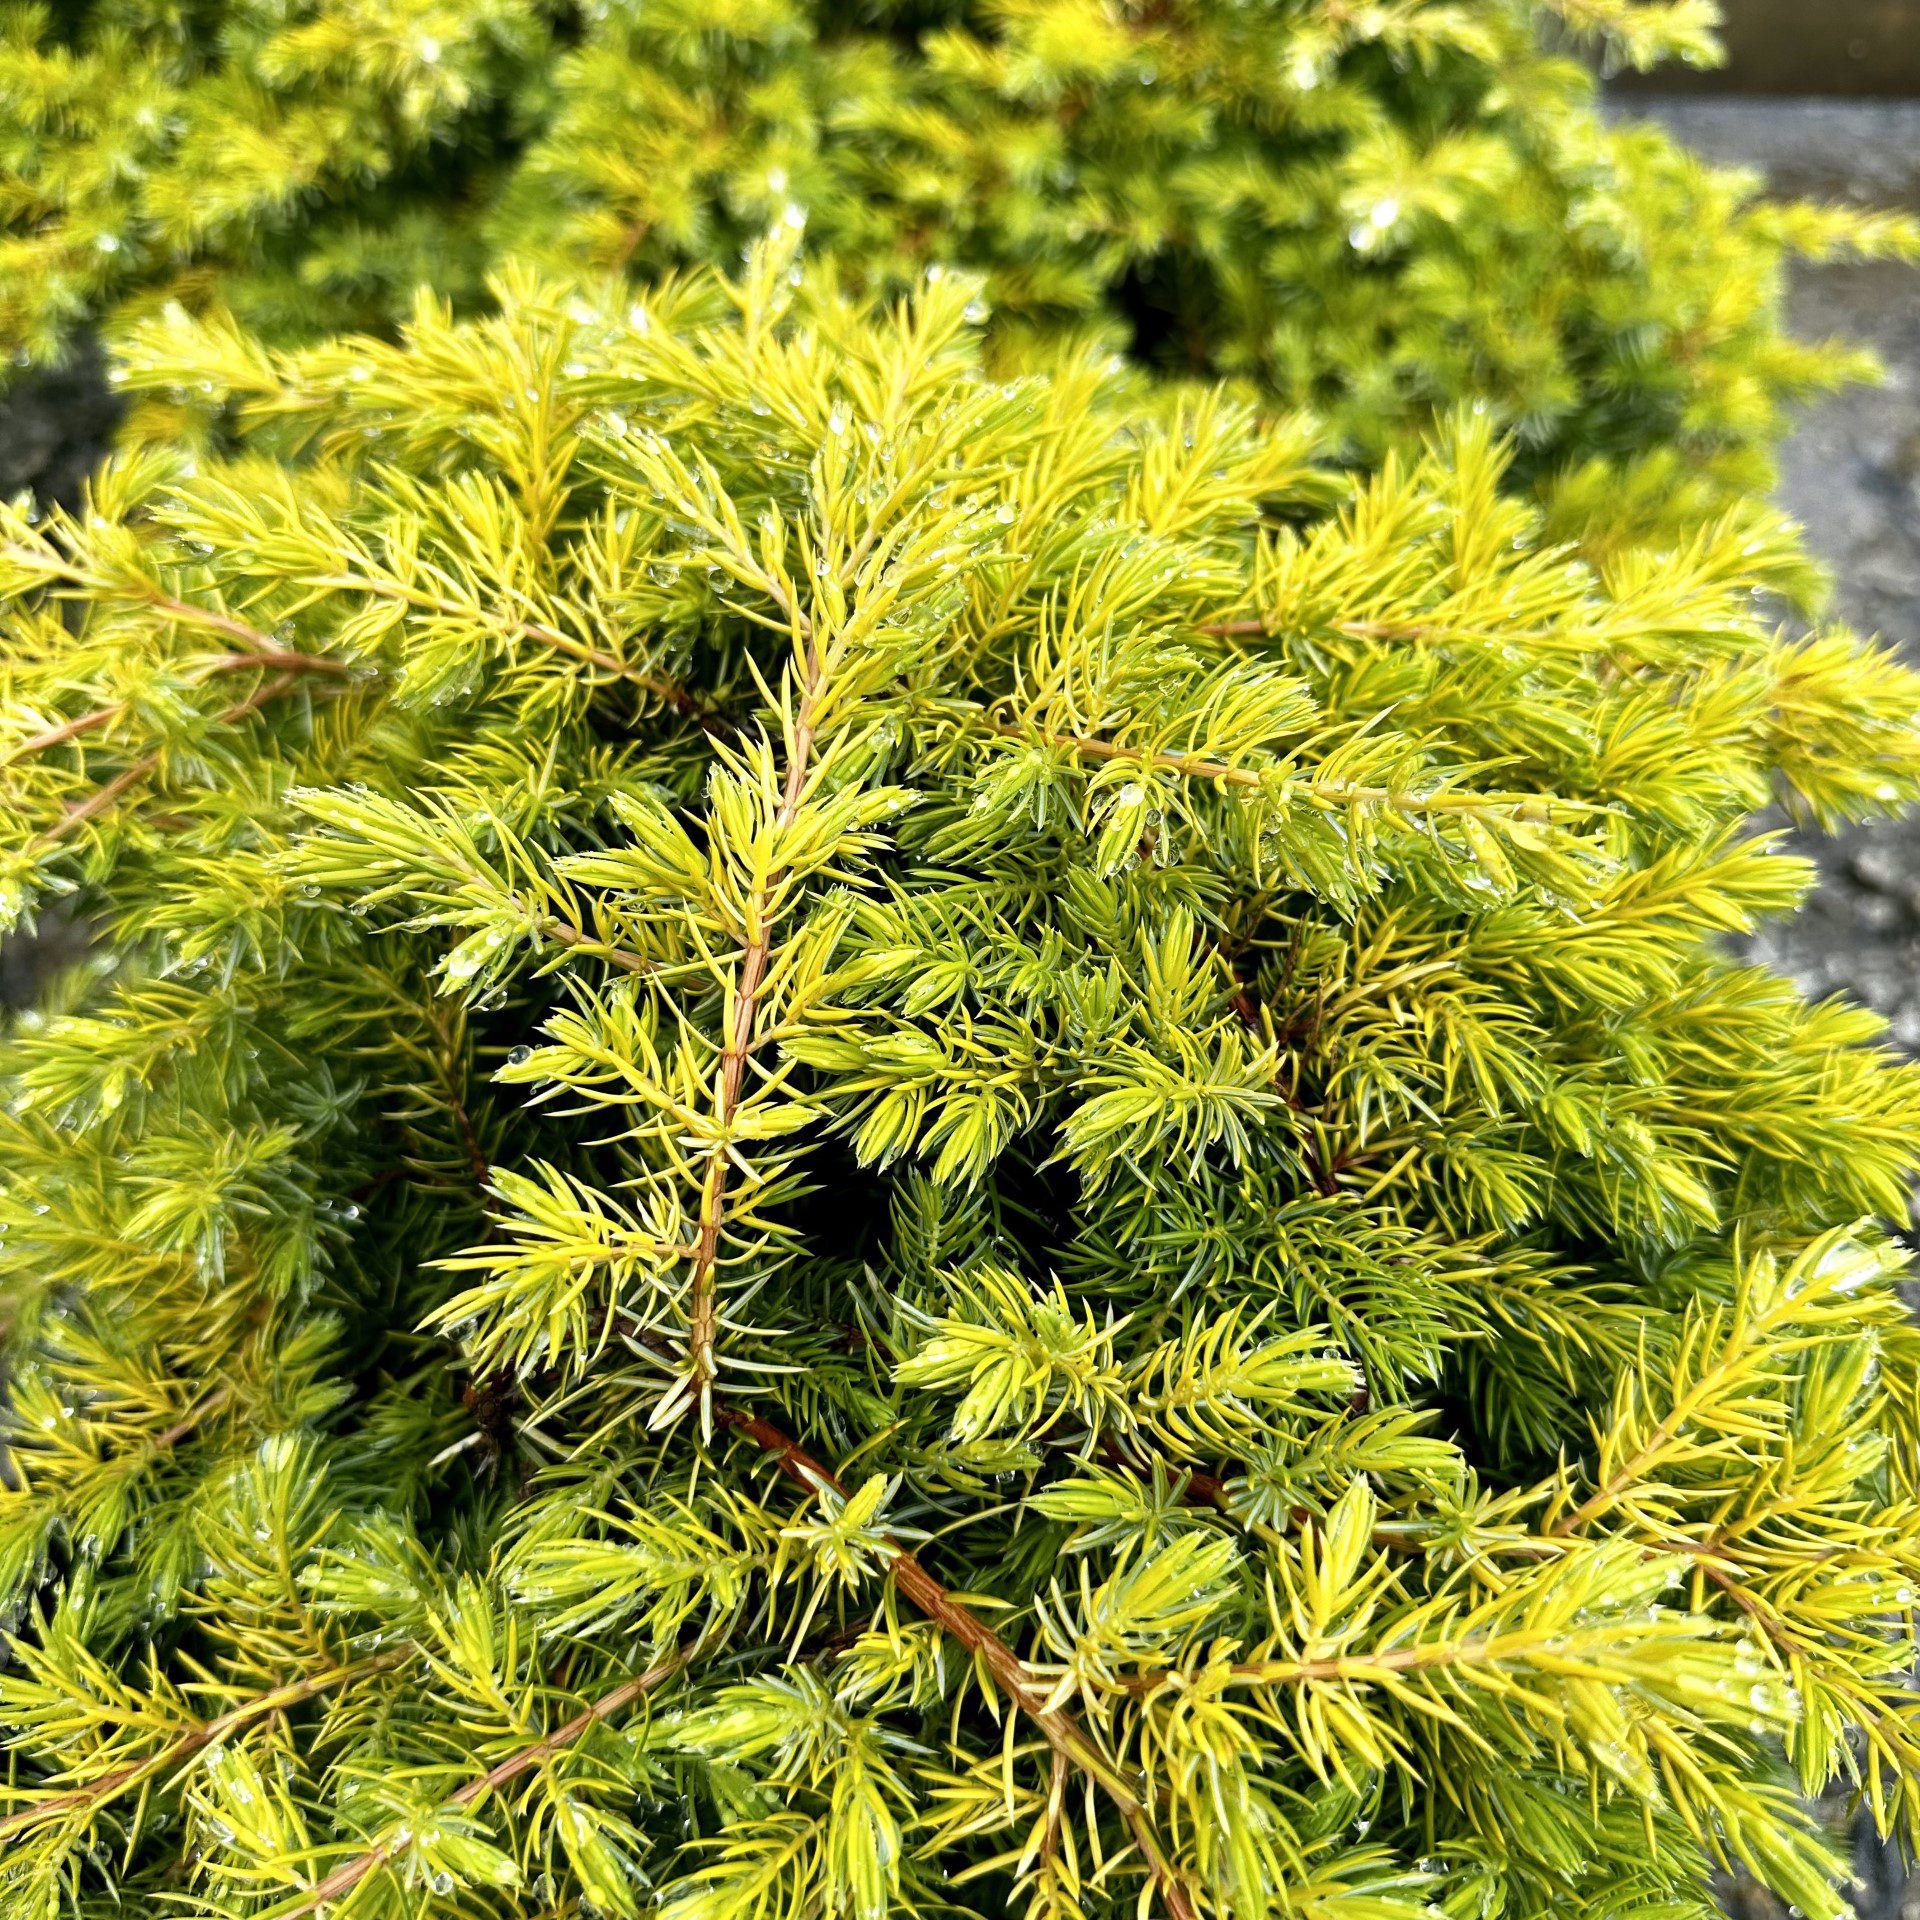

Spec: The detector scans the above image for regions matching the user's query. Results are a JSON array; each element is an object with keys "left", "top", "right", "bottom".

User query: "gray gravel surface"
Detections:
[
  {"left": 0, "top": 338, "right": 120, "bottom": 513},
  {"left": 0, "top": 342, "right": 116, "bottom": 1007},
  {"left": 1617, "top": 92, "right": 1920, "bottom": 1920},
  {"left": 1614, "top": 103, "right": 1920, "bottom": 1034}
]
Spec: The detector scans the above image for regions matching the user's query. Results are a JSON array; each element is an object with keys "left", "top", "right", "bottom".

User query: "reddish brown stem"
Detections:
[
  {"left": 307, "top": 572, "right": 714, "bottom": 724},
  {"left": 0, "top": 1654, "right": 400, "bottom": 1841},
  {"left": 719, "top": 1404, "right": 1197, "bottom": 1920},
  {"left": 38, "top": 755, "right": 160, "bottom": 844},
  {"left": 145, "top": 592, "right": 285, "bottom": 650},
  {"left": 193, "top": 648, "right": 350, "bottom": 679},
  {"left": 1, "top": 702, "right": 119, "bottom": 766},
  {"left": 1697, "top": 1559, "right": 1807, "bottom": 1658},
  {"left": 268, "top": 1647, "right": 691, "bottom": 1920},
  {"left": 1090, "top": 1435, "right": 1430, "bottom": 1558},
  {"left": 1197, "top": 616, "right": 1456, "bottom": 643},
  {"left": 150, "top": 1386, "right": 233, "bottom": 1453},
  {"left": 614, "top": 214, "right": 655, "bottom": 270},
  {"left": 545, "top": 917, "right": 653, "bottom": 975},
  {"left": 678, "top": 667, "right": 823, "bottom": 1427},
  {"left": 984, "top": 717, "right": 1563, "bottom": 825},
  {"left": 29, "top": 668, "right": 339, "bottom": 848},
  {"left": 423, "top": 998, "right": 491, "bottom": 1190}
]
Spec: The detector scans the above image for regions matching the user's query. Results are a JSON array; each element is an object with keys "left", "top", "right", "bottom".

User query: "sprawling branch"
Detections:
[
  {"left": 0, "top": 1653, "right": 401, "bottom": 1842},
  {"left": 148, "top": 1385, "right": 234, "bottom": 1454},
  {"left": 543, "top": 915, "right": 653, "bottom": 975},
  {"left": 1548, "top": 1293, "right": 1808, "bottom": 1540},
  {"left": 671, "top": 631, "right": 826, "bottom": 1431},
  {"left": 984, "top": 717, "right": 1572, "bottom": 823},
  {"left": 0, "top": 563, "right": 358, "bottom": 847},
  {"left": 1, "top": 701, "right": 121, "bottom": 767},
  {"left": 719, "top": 1402, "right": 1197, "bottom": 1920},
  {"left": 30, "top": 669, "right": 337, "bottom": 847},
  {"left": 269, "top": 1645, "right": 693, "bottom": 1920},
  {"left": 0, "top": 545, "right": 300, "bottom": 654},
  {"left": 4, "top": 650, "right": 350, "bottom": 780},
  {"left": 309, "top": 570, "right": 720, "bottom": 726},
  {"left": 1197, "top": 615, "right": 1562, "bottom": 646}
]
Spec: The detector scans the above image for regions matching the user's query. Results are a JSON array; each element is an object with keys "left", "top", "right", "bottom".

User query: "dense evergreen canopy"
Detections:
[
  {"left": 4, "top": 0, "right": 1915, "bottom": 543},
  {"left": 7, "top": 248, "right": 1920, "bottom": 1920}
]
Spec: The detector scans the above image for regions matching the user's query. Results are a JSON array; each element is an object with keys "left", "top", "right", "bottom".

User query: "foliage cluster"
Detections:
[
  {"left": 6, "top": 247, "right": 1920, "bottom": 1920},
  {"left": 4, "top": 0, "right": 1917, "bottom": 541}
]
